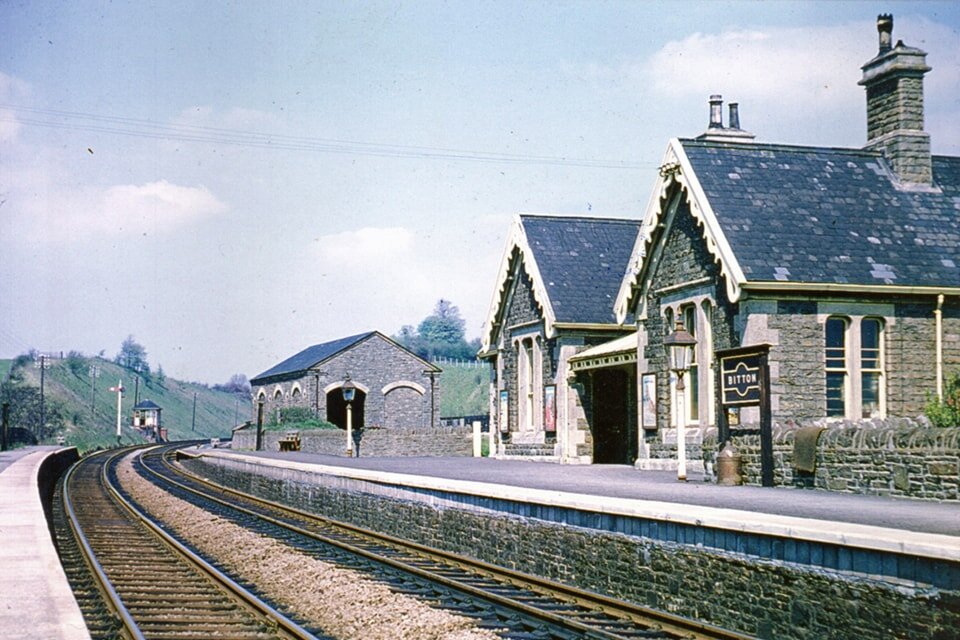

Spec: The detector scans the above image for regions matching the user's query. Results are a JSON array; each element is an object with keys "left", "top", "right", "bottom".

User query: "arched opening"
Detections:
[{"left": 326, "top": 387, "right": 366, "bottom": 431}]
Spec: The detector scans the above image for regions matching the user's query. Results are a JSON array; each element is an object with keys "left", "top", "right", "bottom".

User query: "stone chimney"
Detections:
[
  {"left": 696, "top": 95, "right": 755, "bottom": 143},
  {"left": 859, "top": 14, "right": 933, "bottom": 186}
]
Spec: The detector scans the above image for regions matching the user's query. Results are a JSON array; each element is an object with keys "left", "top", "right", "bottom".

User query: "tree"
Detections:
[
  {"left": 116, "top": 335, "right": 150, "bottom": 375},
  {"left": 214, "top": 374, "right": 251, "bottom": 396},
  {"left": 395, "top": 299, "right": 479, "bottom": 361}
]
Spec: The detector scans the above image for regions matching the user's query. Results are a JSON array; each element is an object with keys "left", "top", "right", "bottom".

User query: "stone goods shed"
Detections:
[
  {"left": 611, "top": 17, "right": 960, "bottom": 468},
  {"left": 251, "top": 331, "right": 441, "bottom": 431}
]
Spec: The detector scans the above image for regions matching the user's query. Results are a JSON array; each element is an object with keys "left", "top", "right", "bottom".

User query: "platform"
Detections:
[
  {"left": 0, "top": 447, "right": 89, "bottom": 640},
  {"left": 189, "top": 448, "right": 960, "bottom": 592}
]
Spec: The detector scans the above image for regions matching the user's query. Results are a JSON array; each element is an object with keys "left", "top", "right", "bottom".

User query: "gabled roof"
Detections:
[
  {"left": 616, "top": 138, "right": 960, "bottom": 321},
  {"left": 251, "top": 331, "right": 439, "bottom": 385},
  {"left": 482, "top": 214, "right": 641, "bottom": 351},
  {"left": 133, "top": 399, "right": 161, "bottom": 410}
]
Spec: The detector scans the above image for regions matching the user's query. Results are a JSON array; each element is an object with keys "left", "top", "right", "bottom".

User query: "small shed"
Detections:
[{"left": 132, "top": 399, "right": 163, "bottom": 441}]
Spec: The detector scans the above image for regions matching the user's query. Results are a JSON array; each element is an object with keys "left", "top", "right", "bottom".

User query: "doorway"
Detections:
[{"left": 592, "top": 368, "right": 636, "bottom": 464}]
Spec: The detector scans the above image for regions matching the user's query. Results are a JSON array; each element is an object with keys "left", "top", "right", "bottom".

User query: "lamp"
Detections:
[
  {"left": 342, "top": 374, "right": 355, "bottom": 457},
  {"left": 664, "top": 320, "right": 696, "bottom": 481}
]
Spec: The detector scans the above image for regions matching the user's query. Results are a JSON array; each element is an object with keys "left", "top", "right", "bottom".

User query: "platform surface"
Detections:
[
  {"left": 0, "top": 447, "right": 90, "bottom": 640},
  {"left": 215, "top": 449, "right": 960, "bottom": 538}
]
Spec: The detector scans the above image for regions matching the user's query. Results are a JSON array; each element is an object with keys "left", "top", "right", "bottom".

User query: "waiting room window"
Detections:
[
  {"left": 860, "top": 318, "right": 884, "bottom": 418},
  {"left": 682, "top": 305, "right": 699, "bottom": 422},
  {"left": 825, "top": 317, "right": 848, "bottom": 417}
]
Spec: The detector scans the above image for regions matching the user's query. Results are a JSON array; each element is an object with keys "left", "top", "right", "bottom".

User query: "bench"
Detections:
[{"left": 278, "top": 431, "right": 301, "bottom": 452}]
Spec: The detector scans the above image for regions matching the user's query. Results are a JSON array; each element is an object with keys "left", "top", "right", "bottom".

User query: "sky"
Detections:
[{"left": 1, "top": 1, "right": 958, "bottom": 384}]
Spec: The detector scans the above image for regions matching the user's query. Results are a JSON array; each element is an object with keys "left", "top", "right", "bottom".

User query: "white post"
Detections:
[
  {"left": 676, "top": 373, "right": 687, "bottom": 481},
  {"left": 472, "top": 420, "right": 482, "bottom": 457},
  {"left": 345, "top": 402, "right": 353, "bottom": 457},
  {"left": 114, "top": 380, "right": 123, "bottom": 446}
]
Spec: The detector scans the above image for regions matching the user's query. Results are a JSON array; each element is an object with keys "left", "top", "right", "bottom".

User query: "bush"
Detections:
[{"left": 924, "top": 372, "right": 960, "bottom": 427}]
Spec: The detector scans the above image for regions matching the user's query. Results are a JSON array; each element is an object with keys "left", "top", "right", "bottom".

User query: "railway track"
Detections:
[
  {"left": 126, "top": 443, "right": 755, "bottom": 640},
  {"left": 57, "top": 448, "right": 320, "bottom": 640}
]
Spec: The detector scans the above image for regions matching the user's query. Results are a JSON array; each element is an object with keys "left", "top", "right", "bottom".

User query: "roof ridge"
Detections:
[
  {"left": 679, "top": 138, "right": 888, "bottom": 158},
  {"left": 519, "top": 212, "right": 641, "bottom": 225}
]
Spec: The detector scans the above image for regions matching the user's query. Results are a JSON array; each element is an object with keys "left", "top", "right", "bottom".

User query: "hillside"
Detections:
[
  {"left": 437, "top": 360, "right": 490, "bottom": 418},
  {"left": 1, "top": 354, "right": 246, "bottom": 453}
]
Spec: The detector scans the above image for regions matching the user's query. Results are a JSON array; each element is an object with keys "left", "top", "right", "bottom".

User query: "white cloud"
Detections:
[
  {"left": 8, "top": 179, "right": 226, "bottom": 243},
  {"left": 314, "top": 226, "right": 416, "bottom": 266}
]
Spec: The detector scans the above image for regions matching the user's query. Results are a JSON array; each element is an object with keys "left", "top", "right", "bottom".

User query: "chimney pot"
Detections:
[
  {"left": 709, "top": 95, "right": 723, "bottom": 129},
  {"left": 728, "top": 103, "right": 740, "bottom": 130},
  {"left": 877, "top": 14, "right": 893, "bottom": 52}
]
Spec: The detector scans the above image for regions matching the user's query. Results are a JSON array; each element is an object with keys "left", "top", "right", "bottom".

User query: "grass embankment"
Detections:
[
  {"left": 438, "top": 362, "right": 489, "bottom": 418},
  {"left": 3, "top": 356, "right": 245, "bottom": 453}
]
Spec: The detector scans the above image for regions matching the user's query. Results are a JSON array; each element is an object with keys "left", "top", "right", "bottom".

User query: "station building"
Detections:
[
  {"left": 250, "top": 331, "right": 442, "bottom": 431},
  {"left": 482, "top": 16, "right": 960, "bottom": 466},
  {"left": 479, "top": 214, "right": 640, "bottom": 463},
  {"left": 613, "top": 16, "right": 960, "bottom": 470}
]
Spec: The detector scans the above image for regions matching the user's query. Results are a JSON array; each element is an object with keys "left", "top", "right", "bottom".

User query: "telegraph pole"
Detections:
[
  {"left": 191, "top": 392, "right": 197, "bottom": 432},
  {"left": 35, "top": 354, "right": 52, "bottom": 439}
]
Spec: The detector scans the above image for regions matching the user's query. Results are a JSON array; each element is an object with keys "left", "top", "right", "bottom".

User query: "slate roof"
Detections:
[
  {"left": 133, "top": 399, "right": 161, "bottom": 410},
  {"left": 251, "top": 332, "right": 376, "bottom": 384},
  {"left": 680, "top": 139, "right": 960, "bottom": 288},
  {"left": 521, "top": 215, "right": 641, "bottom": 324}
]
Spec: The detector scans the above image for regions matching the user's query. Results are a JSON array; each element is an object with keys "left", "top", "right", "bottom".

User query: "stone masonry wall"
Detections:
[
  {"left": 700, "top": 419, "right": 960, "bottom": 501},
  {"left": 185, "top": 455, "right": 960, "bottom": 640},
  {"left": 232, "top": 425, "right": 473, "bottom": 457}
]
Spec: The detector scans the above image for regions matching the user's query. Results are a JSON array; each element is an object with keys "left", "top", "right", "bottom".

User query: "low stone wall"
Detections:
[
  {"left": 699, "top": 419, "right": 960, "bottom": 501},
  {"left": 232, "top": 426, "right": 473, "bottom": 457},
  {"left": 183, "top": 455, "right": 959, "bottom": 640}
]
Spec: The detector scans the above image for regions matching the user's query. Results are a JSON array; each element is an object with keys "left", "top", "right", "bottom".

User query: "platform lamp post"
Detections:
[
  {"left": 664, "top": 321, "right": 696, "bottom": 482},
  {"left": 342, "top": 374, "right": 356, "bottom": 457}
]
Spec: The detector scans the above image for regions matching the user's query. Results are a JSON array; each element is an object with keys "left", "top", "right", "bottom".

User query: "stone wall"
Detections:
[
  {"left": 184, "top": 455, "right": 959, "bottom": 640},
  {"left": 700, "top": 419, "right": 960, "bottom": 501},
  {"left": 232, "top": 426, "right": 473, "bottom": 457}
]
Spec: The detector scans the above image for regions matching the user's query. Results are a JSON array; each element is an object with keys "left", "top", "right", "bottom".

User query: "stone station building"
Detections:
[
  {"left": 480, "top": 17, "right": 960, "bottom": 487},
  {"left": 250, "top": 331, "right": 442, "bottom": 432},
  {"left": 611, "top": 16, "right": 960, "bottom": 471}
]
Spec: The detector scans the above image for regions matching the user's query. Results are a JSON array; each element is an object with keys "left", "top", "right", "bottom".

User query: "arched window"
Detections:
[
  {"left": 825, "top": 317, "right": 848, "bottom": 417},
  {"left": 860, "top": 318, "right": 884, "bottom": 418}
]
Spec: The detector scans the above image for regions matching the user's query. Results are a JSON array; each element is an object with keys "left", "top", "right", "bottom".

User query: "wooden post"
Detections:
[
  {"left": 758, "top": 352, "right": 774, "bottom": 487},
  {"left": 255, "top": 400, "right": 264, "bottom": 451}
]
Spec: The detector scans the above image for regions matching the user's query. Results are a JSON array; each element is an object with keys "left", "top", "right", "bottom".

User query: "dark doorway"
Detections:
[
  {"left": 326, "top": 388, "right": 366, "bottom": 431},
  {"left": 592, "top": 368, "right": 635, "bottom": 464}
]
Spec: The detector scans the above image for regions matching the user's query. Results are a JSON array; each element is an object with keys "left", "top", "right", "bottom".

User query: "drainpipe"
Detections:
[{"left": 935, "top": 294, "right": 944, "bottom": 399}]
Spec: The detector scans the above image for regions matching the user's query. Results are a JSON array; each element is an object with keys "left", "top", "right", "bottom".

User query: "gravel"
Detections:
[{"left": 117, "top": 455, "right": 501, "bottom": 640}]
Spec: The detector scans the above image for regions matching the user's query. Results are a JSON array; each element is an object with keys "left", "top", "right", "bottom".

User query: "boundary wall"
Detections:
[
  {"left": 232, "top": 426, "right": 473, "bottom": 457},
  {"left": 648, "top": 421, "right": 959, "bottom": 501},
  {"left": 183, "top": 451, "right": 960, "bottom": 640}
]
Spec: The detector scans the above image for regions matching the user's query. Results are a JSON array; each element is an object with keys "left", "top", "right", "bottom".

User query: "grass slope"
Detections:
[
  {"left": 6, "top": 356, "right": 245, "bottom": 453},
  {"left": 438, "top": 362, "right": 490, "bottom": 418}
]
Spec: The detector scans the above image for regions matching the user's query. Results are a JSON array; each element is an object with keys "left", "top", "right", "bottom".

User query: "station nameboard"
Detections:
[{"left": 721, "top": 354, "right": 762, "bottom": 406}]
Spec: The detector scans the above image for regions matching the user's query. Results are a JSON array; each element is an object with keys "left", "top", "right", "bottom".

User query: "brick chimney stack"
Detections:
[{"left": 859, "top": 14, "right": 933, "bottom": 186}]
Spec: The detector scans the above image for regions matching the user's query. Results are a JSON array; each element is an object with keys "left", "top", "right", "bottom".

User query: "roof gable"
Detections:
[
  {"left": 482, "top": 214, "right": 641, "bottom": 351},
  {"left": 683, "top": 140, "right": 960, "bottom": 290},
  {"left": 252, "top": 331, "right": 440, "bottom": 385},
  {"left": 616, "top": 139, "right": 960, "bottom": 321}
]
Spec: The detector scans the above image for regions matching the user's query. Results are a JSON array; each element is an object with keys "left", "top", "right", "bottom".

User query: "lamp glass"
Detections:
[
  {"left": 342, "top": 376, "right": 356, "bottom": 403},
  {"left": 663, "top": 320, "right": 696, "bottom": 373}
]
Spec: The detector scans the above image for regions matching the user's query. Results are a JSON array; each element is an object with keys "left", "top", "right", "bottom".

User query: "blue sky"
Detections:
[{"left": 1, "top": 1, "right": 958, "bottom": 383}]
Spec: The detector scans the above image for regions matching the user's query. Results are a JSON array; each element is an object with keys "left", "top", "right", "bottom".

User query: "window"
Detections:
[
  {"left": 682, "top": 305, "right": 699, "bottom": 421},
  {"left": 825, "top": 317, "right": 848, "bottom": 417},
  {"left": 523, "top": 339, "right": 534, "bottom": 429},
  {"left": 824, "top": 316, "right": 884, "bottom": 419},
  {"left": 860, "top": 318, "right": 884, "bottom": 418}
]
